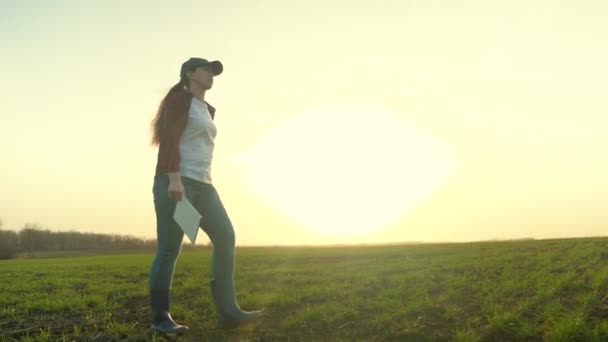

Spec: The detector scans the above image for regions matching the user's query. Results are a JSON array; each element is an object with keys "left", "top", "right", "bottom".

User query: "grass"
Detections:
[{"left": 1, "top": 237, "right": 608, "bottom": 341}]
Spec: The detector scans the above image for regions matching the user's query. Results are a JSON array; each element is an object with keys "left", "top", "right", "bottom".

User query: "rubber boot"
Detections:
[
  {"left": 210, "top": 279, "right": 263, "bottom": 329},
  {"left": 150, "top": 289, "right": 189, "bottom": 336}
]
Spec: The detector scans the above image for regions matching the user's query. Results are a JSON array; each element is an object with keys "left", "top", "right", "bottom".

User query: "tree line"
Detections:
[{"left": 0, "top": 219, "right": 163, "bottom": 259}]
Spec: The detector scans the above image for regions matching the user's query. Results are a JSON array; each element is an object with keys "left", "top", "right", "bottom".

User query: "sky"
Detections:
[{"left": 1, "top": 0, "right": 607, "bottom": 246}]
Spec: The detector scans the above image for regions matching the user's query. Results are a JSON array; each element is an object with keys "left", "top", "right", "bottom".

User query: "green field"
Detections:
[{"left": 2, "top": 237, "right": 608, "bottom": 341}]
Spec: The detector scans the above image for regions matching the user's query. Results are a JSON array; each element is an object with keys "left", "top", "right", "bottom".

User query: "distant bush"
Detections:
[
  {"left": 19, "top": 224, "right": 50, "bottom": 252},
  {"left": 17, "top": 224, "right": 157, "bottom": 253},
  {"left": 0, "top": 229, "right": 19, "bottom": 259},
  {"left": 0, "top": 219, "right": 159, "bottom": 259}
]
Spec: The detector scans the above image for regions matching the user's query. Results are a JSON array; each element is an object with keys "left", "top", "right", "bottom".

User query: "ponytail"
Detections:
[{"left": 150, "top": 78, "right": 189, "bottom": 146}]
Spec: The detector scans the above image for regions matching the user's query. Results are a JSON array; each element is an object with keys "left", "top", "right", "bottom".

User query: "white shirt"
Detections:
[{"left": 178, "top": 97, "right": 217, "bottom": 184}]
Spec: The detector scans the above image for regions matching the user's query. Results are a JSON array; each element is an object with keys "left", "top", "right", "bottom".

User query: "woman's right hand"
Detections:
[{"left": 168, "top": 179, "right": 185, "bottom": 201}]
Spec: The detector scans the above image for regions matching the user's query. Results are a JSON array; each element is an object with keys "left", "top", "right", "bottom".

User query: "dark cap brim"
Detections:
[{"left": 207, "top": 61, "right": 223, "bottom": 76}]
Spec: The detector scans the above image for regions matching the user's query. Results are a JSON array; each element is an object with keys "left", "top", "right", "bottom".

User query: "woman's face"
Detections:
[{"left": 188, "top": 65, "right": 215, "bottom": 90}]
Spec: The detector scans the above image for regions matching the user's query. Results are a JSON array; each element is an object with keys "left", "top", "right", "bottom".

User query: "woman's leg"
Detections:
[
  {"left": 148, "top": 174, "right": 188, "bottom": 334},
  {"left": 196, "top": 183, "right": 261, "bottom": 328},
  {"left": 197, "top": 183, "right": 236, "bottom": 289},
  {"left": 149, "top": 174, "right": 185, "bottom": 291}
]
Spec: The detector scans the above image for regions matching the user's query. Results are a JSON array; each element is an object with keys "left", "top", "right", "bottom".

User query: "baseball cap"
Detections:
[{"left": 180, "top": 57, "right": 223, "bottom": 78}]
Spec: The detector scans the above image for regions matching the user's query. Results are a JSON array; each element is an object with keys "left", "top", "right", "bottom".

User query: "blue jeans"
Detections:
[{"left": 149, "top": 174, "right": 236, "bottom": 291}]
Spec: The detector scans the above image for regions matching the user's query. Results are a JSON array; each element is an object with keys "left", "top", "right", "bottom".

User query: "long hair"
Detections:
[{"left": 150, "top": 77, "right": 189, "bottom": 146}]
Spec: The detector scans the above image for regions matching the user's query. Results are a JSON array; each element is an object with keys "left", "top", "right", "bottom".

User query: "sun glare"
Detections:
[{"left": 238, "top": 103, "right": 456, "bottom": 237}]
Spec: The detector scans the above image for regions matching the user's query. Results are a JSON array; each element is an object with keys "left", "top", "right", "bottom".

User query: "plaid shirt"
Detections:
[{"left": 154, "top": 90, "right": 216, "bottom": 177}]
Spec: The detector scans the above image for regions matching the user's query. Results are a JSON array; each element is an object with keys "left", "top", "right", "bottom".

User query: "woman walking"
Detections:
[{"left": 148, "top": 57, "right": 262, "bottom": 335}]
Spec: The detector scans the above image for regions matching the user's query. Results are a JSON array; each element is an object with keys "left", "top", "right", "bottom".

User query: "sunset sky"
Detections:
[{"left": 1, "top": 0, "right": 607, "bottom": 246}]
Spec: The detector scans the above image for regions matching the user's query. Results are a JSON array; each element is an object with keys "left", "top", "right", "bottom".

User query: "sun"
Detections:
[{"left": 237, "top": 102, "right": 456, "bottom": 237}]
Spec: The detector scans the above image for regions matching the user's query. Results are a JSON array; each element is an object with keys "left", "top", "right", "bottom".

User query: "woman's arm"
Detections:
[
  {"left": 158, "top": 92, "right": 189, "bottom": 173},
  {"left": 158, "top": 91, "right": 190, "bottom": 200}
]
